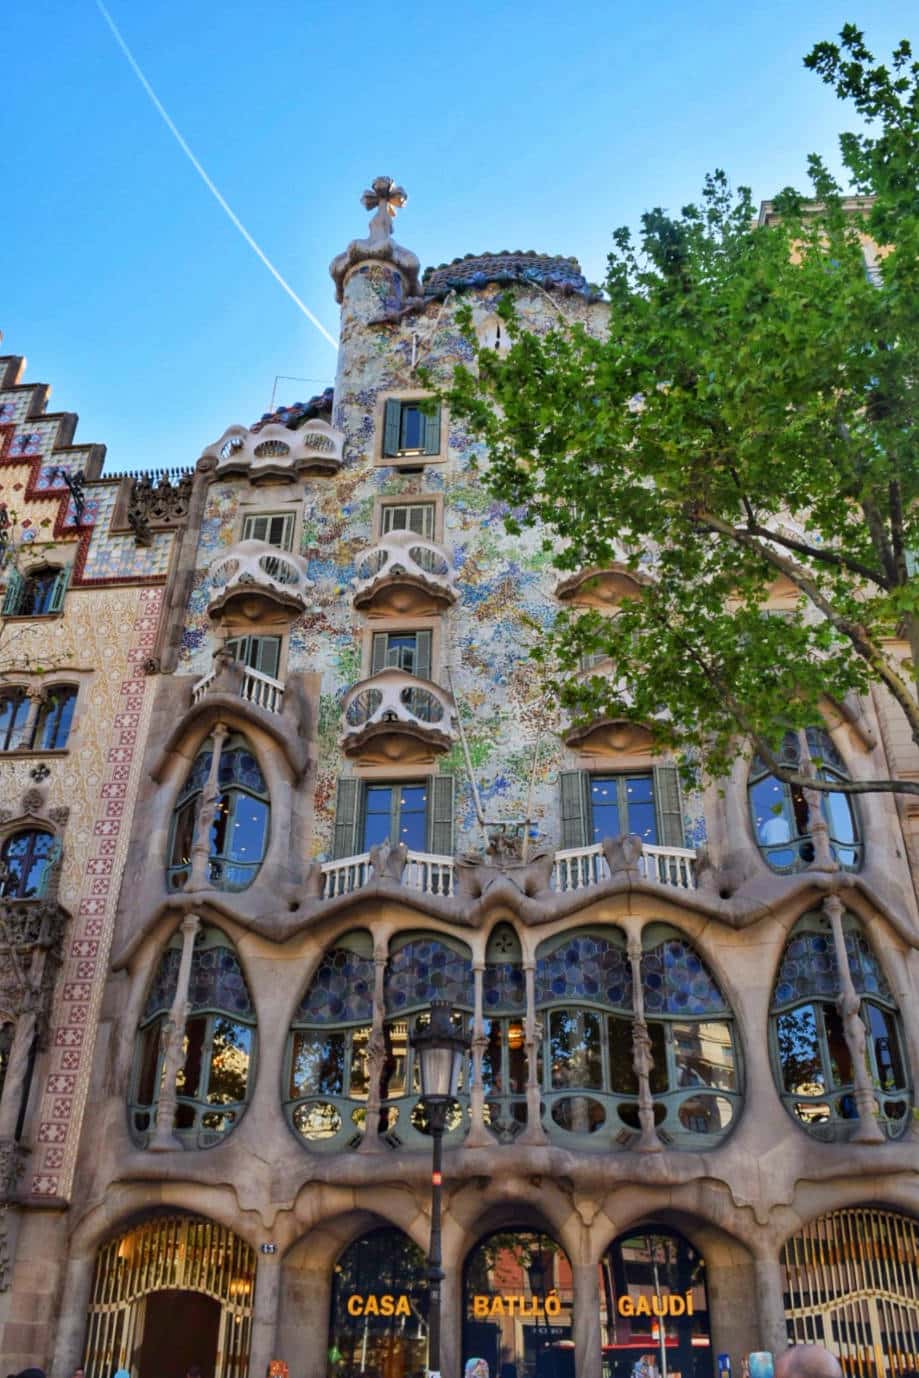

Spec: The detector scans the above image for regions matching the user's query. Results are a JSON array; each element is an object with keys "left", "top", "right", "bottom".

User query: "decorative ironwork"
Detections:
[
  {"left": 50, "top": 467, "right": 86, "bottom": 525},
  {"left": 127, "top": 469, "right": 193, "bottom": 546}
]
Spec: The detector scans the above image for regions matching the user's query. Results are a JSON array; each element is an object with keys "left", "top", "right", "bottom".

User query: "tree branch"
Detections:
[{"left": 745, "top": 521, "right": 888, "bottom": 589}]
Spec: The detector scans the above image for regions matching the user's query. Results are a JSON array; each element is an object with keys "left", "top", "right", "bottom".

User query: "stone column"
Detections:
[
  {"left": 149, "top": 913, "right": 200, "bottom": 1151},
  {"left": 466, "top": 961, "right": 490, "bottom": 1148},
  {"left": 627, "top": 936, "right": 661, "bottom": 1153},
  {"left": 824, "top": 895, "right": 884, "bottom": 1143},
  {"left": 50, "top": 1252, "right": 96, "bottom": 1378},
  {"left": 359, "top": 943, "right": 388, "bottom": 1153},
  {"left": 571, "top": 1261, "right": 601, "bottom": 1378},
  {"left": 705, "top": 1249, "right": 761, "bottom": 1363},
  {"left": 754, "top": 1250, "right": 789, "bottom": 1357},
  {"left": 188, "top": 722, "right": 229, "bottom": 889},
  {"left": 520, "top": 961, "right": 547, "bottom": 1145},
  {"left": 440, "top": 1237, "right": 463, "bottom": 1378},
  {"left": 277, "top": 1256, "right": 333, "bottom": 1378},
  {"left": 248, "top": 1249, "right": 282, "bottom": 1378},
  {"left": 0, "top": 999, "right": 35, "bottom": 1140}
]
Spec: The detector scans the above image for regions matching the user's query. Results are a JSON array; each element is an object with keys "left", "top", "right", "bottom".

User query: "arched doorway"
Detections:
[
  {"left": 463, "top": 1230, "right": 574, "bottom": 1378},
  {"left": 782, "top": 1206, "right": 919, "bottom": 1374},
  {"left": 599, "top": 1228, "right": 712, "bottom": 1378},
  {"left": 328, "top": 1225, "right": 429, "bottom": 1378},
  {"left": 83, "top": 1214, "right": 255, "bottom": 1378}
]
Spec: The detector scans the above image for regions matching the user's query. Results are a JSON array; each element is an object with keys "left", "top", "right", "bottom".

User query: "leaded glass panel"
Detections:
[
  {"left": 188, "top": 942, "right": 254, "bottom": 1016},
  {"left": 534, "top": 932, "right": 631, "bottom": 1009},
  {"left": 483, "top": 961, "right": 525, "bottom": 1012},
  {"left": 296, "top": 946, "right": 375, "bottom": 1025},
  {"left": 641, "top": 939, "right": 727, "bottom": 1016},
  {"left": 384, "top": 937, "right": 473, "bottom": 1012}
]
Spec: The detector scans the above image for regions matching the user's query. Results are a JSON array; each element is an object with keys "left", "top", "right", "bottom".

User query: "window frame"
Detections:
[
  {"left": 240, "top": 511, "right": 296, "bottom": 551},
  {"left": 378, "top": 499, "right": 438, "bottom": 541},
  {"left": 166, "top": 735, "right": 270, "bottom": 892},
  {"left": 748, "top": 727, "right": 862, "bottom": 873},
  {"left": 331, "top": 775, "right": 455, "bottom": 861},
  {"left": 224, "top": 634, "right": 283, "bottom": 681},
  {"left": 0, "top": 828, "right": 60, "bottom": 899},
  {"left": 2, "top": 564, "right": 71, "bottom": 618},
  {"left": 376, "top": 394, "right": 446, "bottom": 465},
  {"left": 559, "top": 766, "right": 685, "bottom": 852}
]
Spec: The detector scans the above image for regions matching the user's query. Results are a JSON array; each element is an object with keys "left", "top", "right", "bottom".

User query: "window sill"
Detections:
[
  {"left": 0, "top": 748, "right": 70, "bottom": 759},
  {"left": 1, "top": 611, "right": 66, "bottom": 622}
]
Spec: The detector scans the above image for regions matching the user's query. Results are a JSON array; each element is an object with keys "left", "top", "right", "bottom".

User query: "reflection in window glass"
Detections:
[
  {"left": 600, "top": 1229, "right": 711, "bottom": 1377},
  {"left": 749, "top": 728, "right": 860, "bottom": 872}
]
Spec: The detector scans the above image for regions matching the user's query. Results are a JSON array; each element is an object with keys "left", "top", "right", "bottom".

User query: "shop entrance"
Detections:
[
  {"left": 136, "top": 1290, "right": 220, "bottom": 1376},
  {"left": 463, "top": 1229, "right": 575, "bottom": 1378},
  {"left": 328, "top": 1225, "right": 429, "bottom": 1378},
  {"left": 599, "top": 1229, "right": 712, "bottom": 1378}
]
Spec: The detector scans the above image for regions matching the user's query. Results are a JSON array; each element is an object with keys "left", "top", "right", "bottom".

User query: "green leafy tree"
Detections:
[{"left": 441, "top": 27, "right": 919, "bottom": 798}]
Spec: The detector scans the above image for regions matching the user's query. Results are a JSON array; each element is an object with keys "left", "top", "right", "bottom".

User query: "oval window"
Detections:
[
  {"left": 551, "top": 1096, "right": 606, "bottom": 1133},
  {"left": 677, "top": 1094, "right": 734, "bottom": 1132},
  {"left": 293, "top": 1101, "right": 343, "bottom": 1140}
]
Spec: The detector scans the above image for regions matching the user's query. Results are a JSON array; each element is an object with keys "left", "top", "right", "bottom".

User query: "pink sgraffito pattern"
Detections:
[{"left": 29, "top": 587, "right": 163, "bottom": 1196}]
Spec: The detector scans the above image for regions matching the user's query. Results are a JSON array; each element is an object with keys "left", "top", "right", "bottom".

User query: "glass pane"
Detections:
[
  {"left": 296, "top": 946, "right": 375, "bottom": 1025},
  {"left": 0, "top": 830, "right": 55, "bottom": 898},
  {"left": 135, "top": 1023, "right": 162, "bottom": 1106},
  {"left": 348, "top": 1026, "right": 372, "bottom": 1098},
  {"left": 223, "top": 793, "right": 269, "bottom": 862},
  {"left": 381, "top": 1020, "right": 408, "bottom": 1097},
  {"left": 482, "top": 1019, "right": 501, "bottom": 1095},
  {"left": 207, "top": 1018, "right": 251, "bottom": 1104},
  {"left": 776, "top": 1005, "right": 824, "bottom": 1094},
  {"left": 865, "top": 1004, "right": 906, "bottom": 1092},
  {"left": 607, "top": 1015, "right": 638, "bottom": 1094},
  {"left": 548, "top": 1009, "right": 602, "bottom": 1089},
  {"left": 385, "top": 633, "right": 418, "bottom": 672},
  {"left": 363, "top": 785, "right": 393, "bottom": 850},
  {"left": 750, "top": 774, "right": 796, "bottom": 856},
  {"left": 289, "top": 1031, "right": 345, "bottom": 1097},
  {"left": 824, "top": 1004, "right": 854, "bottom": 1087},
  {"left": 0, "top": 693, "right": 31, "bottom": 750},
  {"left": 400, "top": 405, "right": 424, "bottom": 450},
  {"left": 170, "top": 797, "right": 198, "bottom": 869},
  {"left": 397, "top": 784, "right": 427, "bottom": 850},
  {"left": 648, "top": 1021, "right": 668, "bottom": 1094},
  {"left": 506, "top": 1020, "right": 527, "bottom": 1093},
  {"left": 36, "top": 687, "right": 77, "bottom": 750},
  {"left": 672, "top": 1020, "right": 736, "bottom": 1091},
  {"left": 178, "top": 1016, "right": 206, "bottom": 1099},
  {"left": 589, "top": 776, "right": 620, "bottom": 843},
  {"left": 624, "top": 774, "right": 657, "bottom": 843}
]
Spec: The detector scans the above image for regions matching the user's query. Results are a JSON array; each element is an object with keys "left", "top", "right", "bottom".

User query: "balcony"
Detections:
[
  {"left": 192, "top": 663, "right": 285, "bottom": 715},
  {"left": 552, "top": 842, "right": 697, "bottom": 892},
  {"left": 321, "top": 849, "right": 455, "bottom": 899},
  {"left": 203, "top": 420, "right": 345, "bottom": 481},
  {"left": 340, "top": 669, "right": 456, "bottom": 763},
  {"left": 207, "top": 540, "right": 313, "bottom": 620},
  {"left": 555, "top": 564, "right": 650, "bottom": 610},
  {"left": 352, "top": 532, "right": 456, "bottom": 616}
]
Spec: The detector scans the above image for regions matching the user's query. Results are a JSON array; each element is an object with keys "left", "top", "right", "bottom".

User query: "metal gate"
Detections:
[
  {"left": 84, "top": 1213, "right": 256, "bottom": 1378},
  {"left": 782, "top": 1207, "right": 919, "bottom": 1375}
]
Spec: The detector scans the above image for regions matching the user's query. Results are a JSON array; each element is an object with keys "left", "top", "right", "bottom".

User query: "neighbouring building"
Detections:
[{"left": 6, "top": 182, "right": 919, "bottom": 1378}]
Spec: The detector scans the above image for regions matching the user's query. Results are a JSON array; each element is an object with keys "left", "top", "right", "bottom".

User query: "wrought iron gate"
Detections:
[
  {"left": 84, "top": 1214, "right": 255, "bottom": 1378},
  {"left": 782, "top": 1207, "right": 919, "bottom": 1375}
]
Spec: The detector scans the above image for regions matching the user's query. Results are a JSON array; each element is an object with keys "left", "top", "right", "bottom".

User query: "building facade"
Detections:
[{"left": 5, "top": 183, "right": 919, "bottom": 1378}]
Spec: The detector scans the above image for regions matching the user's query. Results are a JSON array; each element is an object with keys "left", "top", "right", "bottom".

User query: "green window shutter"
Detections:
[
  {"left": 414, "top": 630, "right": 432, "bottom": 680},
  {"left": 422, "top": 405, "right": 441, "bottom": 456},
  {"left": 332, "top": 778, "right": 361, "bottom": 859},
  {"left": 225, "top": 636, "right": 244, "bottom": 663},
  {"left": 560, "top": 770, "right": 589, "bottom": 849},
  {"left": 652, "top": 764, "right": 684, "bottom": 848},
  {"left": 2, "top": 569, "right": 23, "bottom": 616},
  {"left": 383, "top": 400, "right": 402, "bottom": 457},
  {"left": 371, "top": 633, "right": 388, "bottom": 675},
  {"left": 254, "top": 636, "right": 281, "bottom": 679},
  {"left": 427, "top": 774, "right": 455, "bottom": 856},
  {"left": 48, "top": 566, "right": 70, "bottom": 613}
]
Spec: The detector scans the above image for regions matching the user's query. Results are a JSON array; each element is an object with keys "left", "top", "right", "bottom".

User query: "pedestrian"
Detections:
[{"left": 774, "top": 1348, "right": 842, "bottom": 1378}]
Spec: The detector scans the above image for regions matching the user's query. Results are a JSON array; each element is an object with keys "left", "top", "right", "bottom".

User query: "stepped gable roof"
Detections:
[
  {"left": 251, "top": 386, "right": 334, "bottom": 433},
  {"left": 422, "top": 251, "right": 602, "bottom": 301}
]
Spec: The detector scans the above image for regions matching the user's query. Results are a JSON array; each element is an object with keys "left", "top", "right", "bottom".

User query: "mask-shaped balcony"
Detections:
[
  {"left": 207, "top": 540, "right": 314, "bottom": 621},
  {"left": 555, "top": 564, "right": 651, "bottom": 610},
  {"left": 341, "top": 669, "right": 456, "bottom": 763},
  {"left": 352, "top": 532, "right": 457, "bottom": 616},
  {"left": 202, "top": 420, "right": 345, "bottom": 481}
]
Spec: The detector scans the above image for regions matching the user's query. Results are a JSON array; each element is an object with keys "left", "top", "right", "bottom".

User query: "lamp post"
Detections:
[
  {"left": 527, "top": 1248, "right": 547, "bottom": 1358},
  {"left": 411, "top": 1000, "right": 471, "bottom": 1378}
]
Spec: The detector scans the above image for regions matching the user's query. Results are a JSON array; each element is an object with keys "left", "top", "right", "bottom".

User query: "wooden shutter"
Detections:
[
  {"left": 382, "top": 400, "right": 402, "bottom": 457},
  {"left": 427, "top": 774, "right": 455, "bottom": 855},
  {"left": 652, "top": 764, "right": 685, "bottom": 848},
  {"left": 48, "top": 566, "right": 70, "bottom": 614},
  {"left": 1, "top": 569, "right": 23, "bottom": 616},
  {"left": 371, "top": 633, "right": 388, "bottom": 675},
  {"left": 414, "top": 630, "right": 432, "bottom": 680},
  {"left": 559, "top": 770, "right": 589, "bottom": 849},
  {"left": 422, "top": 406, "right": 441, "bottom": 456},
  {"left": 332, "top": 778, "right": 362, "bottom": 858}
]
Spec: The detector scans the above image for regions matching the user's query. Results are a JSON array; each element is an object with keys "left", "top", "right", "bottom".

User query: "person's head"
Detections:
[
  {"left": 186, "top": 1368, "right": 203, "bottom": 1378},
  {"left": 774, "top": 1347, "right": 843, "bottom": 1378},
  {"left": 465, "top": 1360, "right": 489, "bottom": 1378},
  {"left": 71, "top": 1369, "right": 85, "bottom": 1378}
]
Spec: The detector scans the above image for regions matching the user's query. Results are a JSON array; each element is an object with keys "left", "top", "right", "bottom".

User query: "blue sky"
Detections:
[{"left": 2, "top": 1, "right": 915, "bottom": 475}]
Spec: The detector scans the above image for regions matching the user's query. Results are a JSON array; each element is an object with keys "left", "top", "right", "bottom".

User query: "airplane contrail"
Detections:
[{"left": 94, "top": 1, "right": 339, "bottom": 351}]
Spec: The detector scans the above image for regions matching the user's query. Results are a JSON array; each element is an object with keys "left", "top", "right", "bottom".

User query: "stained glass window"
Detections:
[
  {"left": 296, "top": 945, "right": 375, "bottom": 1025},
  {"left": 534, "top": 932, "right": 632, "bottom": 1010},
  {"left": 641, "top": 939, "right": 728, "bottom": 1016},
  {"left": 384, "top": 936, "right": 473, "bottom": 1013},
  {"left": 749, "top": 727, "right": 860, "bottom": 873},
  {"left": 483, "top": 962, "right": 526, "bottom": 1012},
  {"left": 167, "top": 734, "right": 269, "bottom": 892}
]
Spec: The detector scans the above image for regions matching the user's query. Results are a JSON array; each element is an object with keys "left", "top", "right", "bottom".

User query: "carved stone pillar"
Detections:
[
  {"left": 571, "top": 1261, "right": 602, "bottom": 1378},
  {"left": 824, "top": 894, "right": 884, "bottom": 1143},
  {"left": 627, "top": 936, "right": 662, "bottom": 1153},
  {"left": 50, "top": 1252, "right": 96, "bottom": 1378},
  {"left": 802, "top": 781, "right": 837, "bottom": 872},
  {"left": 0, "top": 1003, "right": 35, "bottom": 1141},
  {"left": 188, "top": 722, "right": 229, "bottom": 889},
  {"left": 149, "top": 913, "right": 201, "bottom": 1151},
  {"left": 754, "top": 1250, "right": 789, "bottom": 1357},
  {"left": 520, "top": 960, "right": 547, "bottom": 1145},
  {"left": 0, "top": 911, "right": 62, "bottom": 1140},
  {"left": 247, "top": 1248, "right": 281, "bottom": 1378},
  {"left": 467, "top": 961, "right": 490, "bottom": 1147},
  {"left": 358, "top": 944, "right": 388, "bottom": 1154}
]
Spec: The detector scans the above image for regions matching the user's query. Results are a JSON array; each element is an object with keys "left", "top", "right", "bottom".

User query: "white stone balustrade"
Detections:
[
  {"left": 202, "top": 420, "right": 345, "bottom": 479},
  {"left": 552, "top": 841, "right": 696, "bottom": 892},
  {"left": 340, "top": 669, "right": 456, "bottom": 745},
  {"left": 319, "top": 849, "right": 455, "bottom": 900},
  {"left": 352, "top": 532, "right": 456, "bottom": 611},
  {"left": 192, "top": 664, "right": 285, "bottom": 715},
  {"left": 207, "top": 540, "right": 313, "bottom": 617}
]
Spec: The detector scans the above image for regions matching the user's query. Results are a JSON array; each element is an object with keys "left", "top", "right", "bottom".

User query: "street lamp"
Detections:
[{"left": 411, "top": 1000, "right": 471, "bottom": 1378}]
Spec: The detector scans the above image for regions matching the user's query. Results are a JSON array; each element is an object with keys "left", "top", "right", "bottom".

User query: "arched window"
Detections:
[
  {"left": 463, "top": 1229, "right": 574, "bottom": 1377},
  {"left": 482, "top": 923, "right": 527, "bottom": 1139},
  {"left": 749, "top": 727, "right": 860, "bottom": 872},
  {"left": 167, "top": 734, "right": 269, "bottom": 891},
  {"left": 32, "top": 685, "right": 78, "bottom": 750},
  {"left": 0, "top": 829, "right": 58, "bottom": 899},
  {"left": 1, "top": 565, "right": 69, "bottom": 617},
  {"left": 285, "top": 930, "right": 375, "bottom": 1149},
  {"left": 130, "top": 925, "right": 256, "bottom": 1148},
  {"left": 770, "top": 913, "right": 910, "bottom": 1139},
  {"left": 600, "top": 1228, "right": 711, "bottom": 1375},
  {"left": 0, "top": 690, "right": 31, "bottom": 751},
  {"left": 329, "top": 1227, "right": 428, "bottom": 1377},
  {"left": 535, "top": 925, "right": 740, "bottom": 1146}
]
